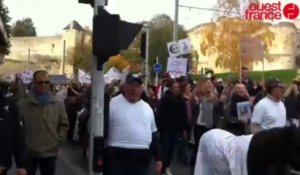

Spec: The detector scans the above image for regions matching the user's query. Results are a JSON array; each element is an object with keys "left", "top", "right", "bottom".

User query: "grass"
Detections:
[{"left": 191, "top": 69, "right": 298, "bottom": 84}]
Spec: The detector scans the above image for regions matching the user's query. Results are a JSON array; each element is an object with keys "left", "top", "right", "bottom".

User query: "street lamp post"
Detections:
[
  {"left": 173, "top": 0, "right": 179, "bottom": 41},
  {"left": 142, "top": 27, "right": 150, "bottom": 93}
]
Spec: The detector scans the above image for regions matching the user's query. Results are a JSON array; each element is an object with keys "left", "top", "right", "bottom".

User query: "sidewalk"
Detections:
[
  {"left": 8, "top": 143, "right": 87, "bottom": 175},
  {"left": 8, "top": 143, "right": 192, "bottom": 175}
]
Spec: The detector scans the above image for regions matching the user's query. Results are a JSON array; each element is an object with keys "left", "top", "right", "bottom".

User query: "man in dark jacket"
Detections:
[
  {"left": 0, "top": 83, "right": 27, "bottom": 175},
  {"left": 156, "top": 80, "right": 188, "bottom": 175}
]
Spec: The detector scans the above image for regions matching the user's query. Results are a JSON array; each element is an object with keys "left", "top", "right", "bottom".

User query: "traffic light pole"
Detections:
[
  {"left": 89, "top": 1, "right": 106, "bottom": 175},
  {"left": 173, "top": 0, "right": 179, "bottom": 41},
  {"left": 144, "top": 28, "right": 149, "bottom": 93}
]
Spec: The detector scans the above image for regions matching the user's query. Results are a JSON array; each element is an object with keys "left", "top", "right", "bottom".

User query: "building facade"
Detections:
[
  {"left": 188, "top": 19, "right": 299, "bottom": 73},
  {"left": 0, "top": 20, "right": 89, "bottom": 77}
]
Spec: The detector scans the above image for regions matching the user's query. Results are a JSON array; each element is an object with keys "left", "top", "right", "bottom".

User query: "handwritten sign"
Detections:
[
  {"left": 78, "top": 69, "right": 91, "bottom": 84},
  {"left": 50, "top": 75, "right": 67, "bottom": 84},
  {"left": 21, "top": 70, "right": 33, "bottom": 84},
  {"left": 166, "top": 57, "right": 187, "bottom": 77},
  {"left": 179, "top": 38, "right": 192, "bottom": 55},
  {"left": 104, "top": 67, "right": 120, "bottom": 84}
]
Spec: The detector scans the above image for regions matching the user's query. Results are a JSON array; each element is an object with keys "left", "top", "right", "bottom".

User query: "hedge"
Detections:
[{"left": 191, "top": 69, "right": 298, "bottom": 84}]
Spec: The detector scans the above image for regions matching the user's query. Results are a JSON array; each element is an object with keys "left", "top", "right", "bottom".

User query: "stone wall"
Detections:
[
  {"left": 188, "top": 21, "right": 299, "bottom": 73},
  {"left": 253, "top": 23, "right": 298, "bottom": 71},
  {"left": 1, "top": 32, "right": 81, "bottom": 77},
  {"left": 7, "top": 36, "right": 64, "bottom": 62}
]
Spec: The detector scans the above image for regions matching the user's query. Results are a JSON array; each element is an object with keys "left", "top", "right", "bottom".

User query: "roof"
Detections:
[{"left": 63, "top": 20, "right": 85, "bottom": 32}]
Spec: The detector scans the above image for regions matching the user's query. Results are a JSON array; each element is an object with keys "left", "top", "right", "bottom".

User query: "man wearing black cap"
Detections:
[
  {"left": 104, "top": 73, "right": 162, "bottom": 175},
  {"left": 250, "top": 78, "right": 286, "bottom": 134}
]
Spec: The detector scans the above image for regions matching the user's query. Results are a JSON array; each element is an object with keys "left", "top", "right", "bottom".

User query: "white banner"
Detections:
[
  {"left": 78, "top": 69, "right": 91, "bottom": 84},
  {"left": 104, "top": 67, "right": 121, "bottom": 84},
  {"left": 167, "top": 41, "right": 180, "bottom": 57},
  {"left": 120, "top": 66, "right": 130, "bottom": 85},
  {"left": 3, "top": 75, "right": 15, "bottom": 83},
  {"left": 179, "top": 38, "right": 192, "bottom": 55},
  {"left": 166, "top": 57, "right": 188, "bottom": 77},
  {"left": 21, "top": 70, "right": 33, "bottom": 84},
  {"left": 49, "top": 75, "right": 67, "bottom": 84}
]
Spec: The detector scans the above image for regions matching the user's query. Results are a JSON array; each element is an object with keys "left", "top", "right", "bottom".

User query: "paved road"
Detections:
[{"left": 8, "top": 143, "right": 192, "bottom": 175}]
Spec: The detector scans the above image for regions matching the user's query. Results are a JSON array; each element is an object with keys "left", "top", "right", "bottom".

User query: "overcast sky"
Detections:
[
  {"left": 3, "top": 0, "right": 299, "bottom": 36},
  {"left": 3, "top": 0, "right": 217, "bottom": 36}
]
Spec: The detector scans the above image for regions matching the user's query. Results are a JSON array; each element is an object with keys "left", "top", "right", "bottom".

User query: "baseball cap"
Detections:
[
  {"left": 265, "top": 78, "right": 284, "bottom": 88},
  {"left": 125, "top": 73, "right": 143, "bottom": 84}
]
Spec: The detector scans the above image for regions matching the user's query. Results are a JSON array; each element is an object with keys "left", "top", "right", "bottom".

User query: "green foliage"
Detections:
[
  {"left": 11, "top": 18, "right": 37, "bottom": 37},
  {"left": 67, "top": 37, "right": 92, "bottom": 73},
  {"left": 191, "top": 69, "right": 297, "bottom": 84},
  {"left": 148, "top": 14, "right": 190, "bottom": 77},
  {"left": 120, "top": 15, "right": 190, "bottom": 77},
  {"left": 0, "top": 0, "right": 11, "bottom": 55},
  {"left": 121, "top": 31, "right": 143, "bottom": 62}
]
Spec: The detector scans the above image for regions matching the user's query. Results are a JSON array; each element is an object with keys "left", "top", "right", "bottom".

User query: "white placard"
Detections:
[
  {"left": 179, "top": 38, "right": 192, "bottom": 55},
  {"left": 166, "top": 57, "right": 188, "bottom": 77},
  {"left": 78, "top": 69, "right": 91, "bottom": 84},
  {"left": 21, "top": 70, "right": 33, "bottom": 84},
  {"left": 4, "top": 75, "right": 15, "bottom": 83},
  {"left": 104, "top": 67, "right": 121, "bottom": 84},
  {"left": 237, "top": 101, "right": 252, "bottom": 120},
  {"left": 49, "top": 75, "right": 67, "bottom": 84},
  {"left": 120, "top": 66, "right": 130, "bottom": 85},
  {"left": 167, "top": 41, "right": 180, "bottom": 57}
]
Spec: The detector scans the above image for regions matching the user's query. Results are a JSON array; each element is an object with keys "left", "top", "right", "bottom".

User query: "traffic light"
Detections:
[
  {"left": 78, "top": 0, "right": 108, "bottom": 6},
  {"left": 92, "top": 136, "right": 105, "bottom": 172},
  {"left": 78, "top": 0, "right": 93, "bottom": 6},
  {"left": 93, "top": 8, "right": 142, "bottom": 66}
]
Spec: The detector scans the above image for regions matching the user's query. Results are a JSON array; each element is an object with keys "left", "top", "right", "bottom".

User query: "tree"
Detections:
[
  {"left": 104, "top": 55, "right": 129, "bottom": 72},
  {"left": 214, "top": 0, "right": 259, "bottom": 18},
  {"left": 0, "top": 0, "right": 11, "bottom": 55},
  {"left": 120, "top": 15, "right": 190, "bottom": 77},
  {"left": 148, "top": 14, "right": 190, "bottom": 76},
  {"left": 11, "top": 18, "right": 37, "bottom": 37},
  {"left": 200, "top": 17, "right": 275, "bottom": 72},
  {"left": 103, "top": 54, "right": 143, "bottom": 74},
  {"left": 67, "top": 37, "right": 92, "bottom": 75}
]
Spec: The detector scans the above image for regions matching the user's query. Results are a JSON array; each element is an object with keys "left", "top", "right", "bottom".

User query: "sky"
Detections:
[
  {"left": 3, "top": 0, "right": 217, "bottom": 36},
  {"left": 3, "top": 0, "right": 300, "bottom": 36}
]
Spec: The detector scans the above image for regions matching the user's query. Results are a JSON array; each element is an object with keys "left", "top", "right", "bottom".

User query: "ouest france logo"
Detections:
[{"left": 245, "top": 2, "right": 300, "bottom": 20}]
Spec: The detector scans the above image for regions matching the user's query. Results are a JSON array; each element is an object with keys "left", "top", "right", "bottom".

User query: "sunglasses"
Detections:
[{"left": 36, "top": 81, "right": 50, "bottom": 85}]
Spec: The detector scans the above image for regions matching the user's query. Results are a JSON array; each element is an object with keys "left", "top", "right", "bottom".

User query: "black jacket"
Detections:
[
  {"left": 284, "top": 94, "right": 300, "bottom": 119},
  {"left": 0, "top": 100, "right": 27, "bottom": 170},
  {"left": 155, "top": 91, "right": 187, "bottom": 132}
]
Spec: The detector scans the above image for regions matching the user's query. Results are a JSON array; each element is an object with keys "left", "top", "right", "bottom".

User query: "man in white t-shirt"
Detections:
[
  {"left": 250, "top": 78, "right": 286, "bottom": 134},
  {"left": 105, "top": 73, "right": 163, "bottom": 175}
]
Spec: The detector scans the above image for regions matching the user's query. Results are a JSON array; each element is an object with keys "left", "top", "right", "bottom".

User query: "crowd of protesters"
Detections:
[{"left": 1, "top": 66, "right": 299, "bottom": 175}]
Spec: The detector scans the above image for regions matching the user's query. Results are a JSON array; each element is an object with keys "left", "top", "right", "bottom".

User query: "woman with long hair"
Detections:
[
  {"left": 190, "top": 79, "right": 217, "bottom": 171},
  {"left": 283, "top": 82, "right": 300, "bottom": 127}
]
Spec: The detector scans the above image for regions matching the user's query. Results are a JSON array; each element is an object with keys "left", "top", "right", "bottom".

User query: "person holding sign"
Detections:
[{"left": 228, "top": 83, "right": 250, "bottom": 135}]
